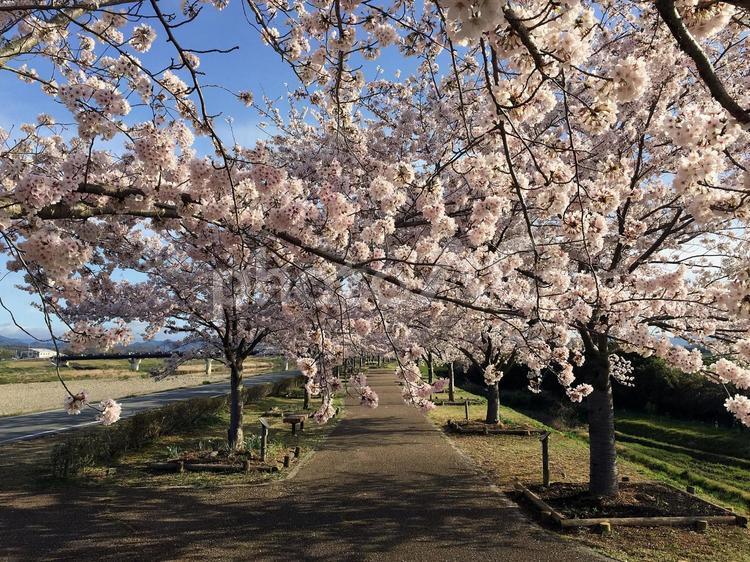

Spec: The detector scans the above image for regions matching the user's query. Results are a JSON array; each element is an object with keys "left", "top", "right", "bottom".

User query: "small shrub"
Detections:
[{"left": 244, "top": 383, "right": 273, "bottom": 404}]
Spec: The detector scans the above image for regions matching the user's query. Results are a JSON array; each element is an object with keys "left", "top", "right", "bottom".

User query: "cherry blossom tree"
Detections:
[
  {"left": 454, "top": 327, "right": 517, "bottom": 425},
  {"left": 1, "top": 0, "right": 750, "bottom": 499}
]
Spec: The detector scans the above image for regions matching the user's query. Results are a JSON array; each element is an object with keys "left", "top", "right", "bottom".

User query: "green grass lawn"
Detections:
[
  {"left": 428, "top": 386, "right": 750, "bottom": 562},
  {"left": 499, "top": 390, "right": 750, "bottom": 513},
  {"left": 426, "top": 375, "right": 750, "bottom": 513}
]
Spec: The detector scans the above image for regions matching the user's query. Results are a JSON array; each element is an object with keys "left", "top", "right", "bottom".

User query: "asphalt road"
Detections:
[{"left": 0, "top": 370, "right": 299, "bottom": 444}]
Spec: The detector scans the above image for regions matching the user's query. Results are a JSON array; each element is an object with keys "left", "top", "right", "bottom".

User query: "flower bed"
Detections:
[
  {"left": 149, "top": 445, "right": 302, "bottom": 474},
  {"left": 434, "top": 398, "right": 483, "bottom": 406},
  {"left": 516, "top": 481, "right": 747, "bottom": 530},
  {"left": 447, "top": 419, "right": 545, "bottom": 436}
]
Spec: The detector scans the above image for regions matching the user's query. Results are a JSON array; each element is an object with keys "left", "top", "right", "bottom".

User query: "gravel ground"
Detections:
[{"left": 0, "top": 361, "right": 274, "bottom": 416}]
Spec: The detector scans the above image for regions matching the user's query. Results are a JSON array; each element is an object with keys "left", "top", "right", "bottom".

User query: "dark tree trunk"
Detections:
[
  {"left": 486, "top": 381, "right": 500, "bottom": 424},
  {"left": 584, "top": 350, "right": 618, "bottom": 497},
  {"left": 448, "top": 362, "right": 455, "bottom": 402},
  {"left": 228, "top": 360, "right": 244, "bottom": 451},
  {"left": 427, "top": 351, "right": 434, "bottom": 384}
]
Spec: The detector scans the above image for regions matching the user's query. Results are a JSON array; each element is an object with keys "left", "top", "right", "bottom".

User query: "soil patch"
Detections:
[
  {"left": 529, "top": 482, "right": 728, "bottom": 519},
  {"left": 448, "top": 419, "right": 544, "bottom": 435}
]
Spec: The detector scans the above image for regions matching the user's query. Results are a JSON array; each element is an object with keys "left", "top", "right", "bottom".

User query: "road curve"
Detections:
[{"left": 0, "top": 370, "right": 299, "bottom": 444}]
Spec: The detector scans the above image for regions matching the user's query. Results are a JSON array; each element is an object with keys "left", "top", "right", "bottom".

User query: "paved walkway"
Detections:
[
  {"left": 0, "top": 369, "right": 606, "bottom": 561},
  {"left": 0, "top": 370, "right": 299, "bottom": 444}
]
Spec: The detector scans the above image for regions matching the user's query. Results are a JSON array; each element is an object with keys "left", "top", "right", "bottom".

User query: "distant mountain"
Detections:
[
  {"left": 0, "top": 334, "right": 183, "bottom": 353},
  {"left": 0, "top": 335, "right": 54, "bottom": 348},
  {"left": 114, "top": 339, "right": 183, "bottom": 352}
]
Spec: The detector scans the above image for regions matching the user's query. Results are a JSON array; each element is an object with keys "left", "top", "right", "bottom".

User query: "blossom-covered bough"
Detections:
[{"left": 1, "top": 0, "right": 749, "bottom": 496}]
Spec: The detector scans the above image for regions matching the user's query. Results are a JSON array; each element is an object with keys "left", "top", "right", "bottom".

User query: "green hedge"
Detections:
[{"left": 50, "top": 374, "right": 302, "bottom": 478}]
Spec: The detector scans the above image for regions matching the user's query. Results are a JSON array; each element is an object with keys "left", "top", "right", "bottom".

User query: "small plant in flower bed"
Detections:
[
  {"left": 528, "top": 482, "right": 728, "bottom": 520},
  {"left": 162, "top": 436, "right": 264, "bottom": 464},
  {"left": 156, "top": 436, "right": 288, "bottom": 471},
  {"left": 244, "top": 433, "right": 262, "bottom": 452}
]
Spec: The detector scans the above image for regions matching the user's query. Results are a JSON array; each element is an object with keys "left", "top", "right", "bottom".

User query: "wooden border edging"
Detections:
[
  {"left": 448, "top": 420, "right": 545, "bottom": 436},
  {"left": 557, "top": 515, "right": 737, "bottom": 528},
  {"left": 436, "top": 399, "right": 483, "bottom": 406},
  {"left": 514, "top": 482, "right": 747, "bottom": 529},
  {"left": 147, "top": 447, "right": 302, "bottom": 476},
  {"left": 514, "top": 482, "right": 555, "bottom": 520}
]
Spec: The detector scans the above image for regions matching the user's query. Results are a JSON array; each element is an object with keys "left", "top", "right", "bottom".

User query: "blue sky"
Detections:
[{"left": 0, "top": 1, "right": 417, "bottom": 339}]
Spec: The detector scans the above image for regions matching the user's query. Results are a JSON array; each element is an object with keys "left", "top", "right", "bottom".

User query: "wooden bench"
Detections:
[{"left": 282, "top": 413, "right": 307, "bottom": 435}]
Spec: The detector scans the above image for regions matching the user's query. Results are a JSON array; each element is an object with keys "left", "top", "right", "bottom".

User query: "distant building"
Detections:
[{"left": 19, "top": 347, "right": 56, "bottom": 359}]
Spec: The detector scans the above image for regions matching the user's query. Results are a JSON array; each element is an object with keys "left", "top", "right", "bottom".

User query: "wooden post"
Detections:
[
  {"left": 540, "top": 431, "right": 551, "bottom": 486},
  {"left": 284, "top": 455, "right": 290, "bottom": 468},
  {"left": 259, "top": 417, "right": 270, "bottom": 462},
  {"left": 294, "top": 446, "right": 301, "bottom": 458},
  {"left": 449, "top": 362, "right": 455, "bottom": 402},
  {"left": 464, "top": 399, "right": 469, "bottom": 421}
]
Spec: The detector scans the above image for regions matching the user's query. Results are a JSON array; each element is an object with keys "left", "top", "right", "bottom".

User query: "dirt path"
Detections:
[{"left": 0, "top": 369, "right": 607, "bottom": 561}]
